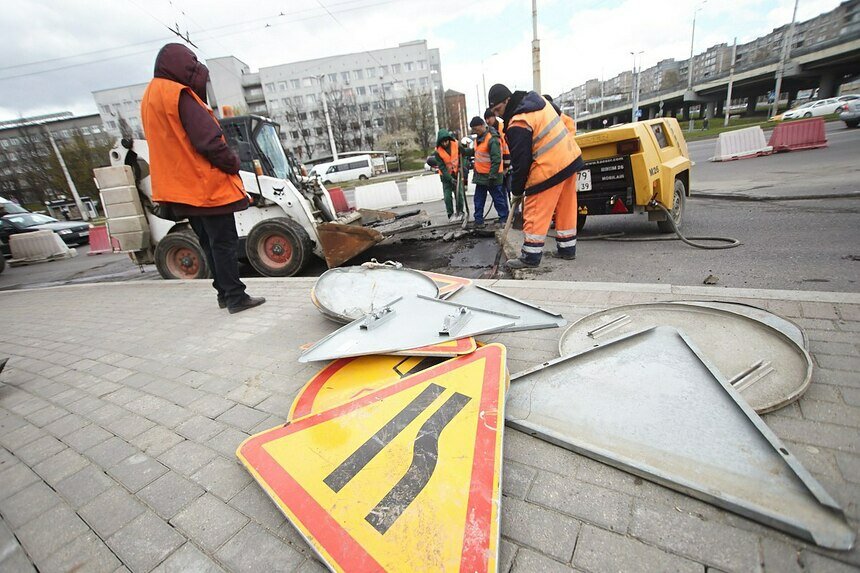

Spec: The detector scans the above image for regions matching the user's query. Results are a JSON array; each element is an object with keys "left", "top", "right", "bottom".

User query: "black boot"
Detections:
[{"left": 228, "top": 296, "right": 266, "bottom": 314}]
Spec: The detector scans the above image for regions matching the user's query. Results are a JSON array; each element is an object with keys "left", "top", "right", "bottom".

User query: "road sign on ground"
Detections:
[
  {"left": 418, "top": 270, "right": 473, "bottom": 298},
  {"left": 238, "top": 344, "right": 507, "bottom": 572},
  {"left": 390, "top": 336, "right": 477, "bottom": 357}
]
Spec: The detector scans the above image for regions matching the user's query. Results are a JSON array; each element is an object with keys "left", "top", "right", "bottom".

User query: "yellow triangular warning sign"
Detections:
[{"left": 238, "top": 344, "right": 507, "bottom": 573}]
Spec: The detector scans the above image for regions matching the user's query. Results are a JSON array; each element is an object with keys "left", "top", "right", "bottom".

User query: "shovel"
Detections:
[{"left": 486, "top": 195, "right": 522, "bottom": 279}]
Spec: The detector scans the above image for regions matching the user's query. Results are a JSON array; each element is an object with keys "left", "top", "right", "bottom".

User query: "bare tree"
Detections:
[{"left": 282, "top": 98, "right": 317, "bottom": 160}]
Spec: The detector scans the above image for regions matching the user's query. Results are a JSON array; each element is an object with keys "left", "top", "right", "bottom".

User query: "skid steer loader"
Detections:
[{"left": 94, "top": 114, "right": 428, "bottom": 279}]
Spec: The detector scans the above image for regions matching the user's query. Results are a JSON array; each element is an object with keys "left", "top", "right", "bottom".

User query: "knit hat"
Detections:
[
  {"left": 469, "top": 116, "right": 484, "bottom": 128},
  {"left": 487, "top": 84, "right": 512, "bottom": 107}
]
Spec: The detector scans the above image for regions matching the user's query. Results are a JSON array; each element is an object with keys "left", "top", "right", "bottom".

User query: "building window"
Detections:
[
  {"left": 341, "top": 71, "right": 350, "bottom": 83},
  {"left": 419, "top": 77, "right": 428, "bottom": 87},
  {"left": 107, "top": 121, "right": 117, "bottom": 129},
  {"left": 293, "top": 96, "right": 303, "bottom": 105},
  {"left": 357, "top": 86, "right": 366, "bottom": 95},
  {"left": 315, "top": 128, "right": 324, "bottom": 136},
  {"left": 407, "top": 79, "right": 416, "bottom": 90},
  {"left": 299, "top": 112, "right": 308, "bottom": 120},
  {"left": 327, "top": 73, "right": 337, "bottom": 83},
  {"left": 380, "top": 65, "right": 389, "bottom": 75},
  {"left": 392, "top": 63, "right": 401, "bottom": 74},
  {"left": 366, "top": 67, "right": 376, "bottom": 78},
  {"left": 270, "top": 100, "right": 280, "bottom": 109},
  {"left": 265, "top": 83, "right": 275, "bottom": 93},
  {"left": 376, "top": 118, "right": 384, "bottom": 127},
  {"left": 418, "top": 60, "right": 427, "bottom": 70},
  {"left": 353, "top": 69, "right": 364, "bottom": 80},
  {"left": 291, "top": 131, "right": 299, "bottom": 138},
  {"left": 306, "top": 94, "right": 317, "bottom": 104},
  {"left": 404, "top": 61, "right": 414, "bottom": 71},
  {"left": 99, "top": 104, "right": 110, "bottom": 114},
  {"left": 370, "top": 84, "right": 379, "bottom": 95}
]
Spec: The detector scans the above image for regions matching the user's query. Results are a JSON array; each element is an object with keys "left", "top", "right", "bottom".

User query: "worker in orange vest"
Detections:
[
  {"left": 141, "top": 43, "right": 265, "bottom": 313},
  {"left": 433, "top": 129, "right": 465, "bottom": 222},
  {"left": 487, "top": 84, "right": 583, "bottom": 269},
  {"left": 484, "top": 108, "right": 512, "bottom": 197},
  {"left": 464, "top": 116, "right": 508, "bottom": 228}
]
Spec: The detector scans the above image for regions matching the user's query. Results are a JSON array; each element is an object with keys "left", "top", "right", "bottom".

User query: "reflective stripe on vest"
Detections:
[
  {"left": 436, "top": 141, "right": 459, "bottom": 173},
  {"left": 510, "top": 97, "right": 582, "bottom": 193},
  {"left": 141, "top": 78, "right": 245, "bottom": 207},
  {"left": 473, "top": 132, "right": 503, "bottom": 175}
]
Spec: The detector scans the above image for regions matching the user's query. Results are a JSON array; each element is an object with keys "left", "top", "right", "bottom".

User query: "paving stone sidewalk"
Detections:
[{"left": 0, "top": 278, "right": 858, "bottom": 573}]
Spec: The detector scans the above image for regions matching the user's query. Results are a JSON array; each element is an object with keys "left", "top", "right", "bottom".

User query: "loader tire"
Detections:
[
  {"left": 154, "top": 228, "right": 211, "bottom": 280},
  {"left": 247, "top": 217, "right": 313, "bottom": 277},
  {"left": 657, "top": 178, "right": 686, "bottom": 234}
]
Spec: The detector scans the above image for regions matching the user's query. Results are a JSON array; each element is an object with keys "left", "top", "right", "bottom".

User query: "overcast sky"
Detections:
[{"left": 0, "top": 0, "right": 843, "bottom": 122}]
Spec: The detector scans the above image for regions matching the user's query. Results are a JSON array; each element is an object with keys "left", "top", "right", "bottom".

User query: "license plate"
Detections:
[
  {"left": 79, "top": 231, "right": 89, "bottom": 237},
  {"left": 576, "top": 169, "right": 592, "bottom": 193}
]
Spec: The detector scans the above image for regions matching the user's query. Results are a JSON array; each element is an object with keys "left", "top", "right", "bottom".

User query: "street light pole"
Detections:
[
  {"left": 687, "top": 1, "right": 706, "bottom": 132},
  {"left": 630, "top": 51, "right": 643, "bottom": 123},
  {"left": 430, "top": 69, "right": 440, "bottom": 135},
  {"left": 532, "top": 0, "right": 541, "bottom": 93},
  {"left": 481, "top": 52, "right": 499, "bottom": 111},
  {"left": 44, "top": 127, "right": 88, "bottom": 221},
  {"left": 771, "top": 0, "right": 800, "bottom": 119}
]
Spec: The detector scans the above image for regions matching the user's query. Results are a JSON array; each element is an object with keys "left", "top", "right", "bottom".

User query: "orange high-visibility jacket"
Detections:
[
  {"left": 560, "top": 113, "right": 577, "bottom": 135},
  {"left": 508, "top": 98, "right": 582, "bottom": 193},
  {"left": 436, "top": 140, "right": 459, "bottom": 175},
  {"left": 141, "top": 78, "right": 246, "bottom": 207},
  {"left": 473, "top": 131, "right": 504, "bottom": 175}
]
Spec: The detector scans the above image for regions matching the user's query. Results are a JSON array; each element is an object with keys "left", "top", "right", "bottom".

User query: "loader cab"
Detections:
[{"left": 220, "top": 115, "right": 299, "bottom": 187}]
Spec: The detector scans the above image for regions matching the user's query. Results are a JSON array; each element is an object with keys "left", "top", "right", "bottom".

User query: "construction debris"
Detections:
[{"left": 508, "top": 327, "right": 854, "bottom": 550}]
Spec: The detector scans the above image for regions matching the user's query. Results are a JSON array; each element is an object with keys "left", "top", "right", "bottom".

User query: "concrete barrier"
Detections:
[
  {"left": 9, "top": 230, "right": 75, "bottom": 264},
  {"left": 769, "top": 118, "right": 827, "bottom": 152},
  {"left": 405, "top": 175, "right": 444, "bottom": 204},
  {"left": 710, "top": 126, "right": 773, "bottom": 162},
  {"left": 354, "top": 181, "right": 405, "bottom": 210},
  {"left": 87, "top": 225, "right": 114, "bottom": 255}
]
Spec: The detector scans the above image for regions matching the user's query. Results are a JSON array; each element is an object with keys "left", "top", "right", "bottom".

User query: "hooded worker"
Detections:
[
  {"left": 464, "top": 116, "right": 508, "bottom": 228},
  {"left": 487, "top": 84, "right": 584, "bottom": 269},
  {"left": 141, "top": 43, "right": 265, "bottom": 313},
  {"left": 433, "top": 128, "right": 465, "bottom": 222}
]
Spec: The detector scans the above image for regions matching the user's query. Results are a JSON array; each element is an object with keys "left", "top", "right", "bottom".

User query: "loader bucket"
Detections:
[{"left": 316, "top": 222, "right": 384, "bottom": 268}]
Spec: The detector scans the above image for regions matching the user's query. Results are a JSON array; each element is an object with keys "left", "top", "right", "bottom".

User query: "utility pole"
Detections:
[
  {"left": 317, "top": 76, "right": 338, "bottom": 160},
  {"left": 630, "top": 52, "right": 643, "bottom": 123},
  {"left": 481, "top": 52, "right": 499, "bottom": 112},
  {"left": 724, "top": 37, "right": 737, "bottom": 127},
  {"left": 771, "top": 0, "right": 799, "bottom": 119},
  {"left": 458, "top": 101, "right": 465, "bottom": 138},
  {"left": 44, "top": 127, "right": 88, "bottom": 221},
  {"left": 687, "top": 1, "right": 707, "bottom": 132},
  {"left": 532, "top": 0, "right": 541, "bottom": 93}
]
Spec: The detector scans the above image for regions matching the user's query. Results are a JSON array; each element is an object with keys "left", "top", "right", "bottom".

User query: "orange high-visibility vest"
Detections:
[
  {"left": 141, "top": 78, "right": 246, "bottom": 207},
  {"left": 508, "top": 98, "right": 582, "bottom": 193},
  {"left": 473, "top": 131, "right": 503, "bottom": 175},
  {"left": 560, "top": 113, "right": 577, "bottom": 135},
  {"left": 436, "top": 140, "right": 459, "bottom": 174}
]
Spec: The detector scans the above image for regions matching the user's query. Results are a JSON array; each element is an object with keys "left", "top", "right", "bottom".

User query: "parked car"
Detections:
[
  {"left": 0, "top": 195, "right": 29, "bottom": 215},
  {"left": 837, "top": 94, "right": 859, "bottom": 102},
  {"left": 782, "top": 97, "right": 842, "bottom": 120},
  {"left": 0, "top": 213, "right": 90, "bottom": 257},
  {"left": 838, "top": 100, "right": 860, "bottom": 128}
]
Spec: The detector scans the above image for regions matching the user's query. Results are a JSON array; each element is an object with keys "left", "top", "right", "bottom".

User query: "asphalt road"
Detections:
[{"left": 2, "top": 123, "right": 857, "bottom": 292}]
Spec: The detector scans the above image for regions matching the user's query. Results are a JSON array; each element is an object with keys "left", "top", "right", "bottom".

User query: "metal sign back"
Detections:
[
  {"left": 447, "top": 284, "right": 566, "bottom": 332},
  {"left": 299, "top": 295, "right": 517, "bottom": 363},
  {"left": 509, "top": 327, "right": 854, "bottom": 550},
  {"left": 239, "top": 344, "right": 508, "bottom": 572},
  {"left": 559, "top": 302, "right": 812, "bottom": 413}
]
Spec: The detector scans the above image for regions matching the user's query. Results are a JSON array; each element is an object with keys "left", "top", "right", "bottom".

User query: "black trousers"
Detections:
[{"left": 188, "top": 213, "right": 247, "bottom": 306}]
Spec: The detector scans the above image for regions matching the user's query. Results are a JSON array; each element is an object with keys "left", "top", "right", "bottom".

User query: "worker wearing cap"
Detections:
[
  {"left": 433, "top": 129, "right": 465, "bottom": 222},
  {"left": 465, "top": 116, "right": 508, "bottom": 228},
  {"left": 487, "top": 84, "right": 584, "bottom": 269}
]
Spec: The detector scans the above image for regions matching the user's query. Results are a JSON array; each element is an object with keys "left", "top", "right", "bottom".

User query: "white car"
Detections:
[{"left": 782, "top": 97, "right": 842, "bottom": 120}]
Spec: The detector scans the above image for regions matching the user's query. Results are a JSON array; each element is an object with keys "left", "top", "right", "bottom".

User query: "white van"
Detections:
[{"left": 316, "top": 155, "right": 373, "bottom": 185}]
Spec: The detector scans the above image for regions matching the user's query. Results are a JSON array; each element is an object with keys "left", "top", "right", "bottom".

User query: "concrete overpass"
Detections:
[{"left": 576, "top": 31, "right": 860, "bottom": 130}]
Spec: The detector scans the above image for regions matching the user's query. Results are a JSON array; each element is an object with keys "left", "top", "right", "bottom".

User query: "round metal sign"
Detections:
[{"left": 312, "top": 266, "right": 440, "bottom": 323}]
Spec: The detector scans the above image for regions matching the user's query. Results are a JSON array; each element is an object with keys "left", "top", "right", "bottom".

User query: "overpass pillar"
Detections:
[
  {"left": 788, "top": 89, "right": 799, "bottom": 107},
  {"left": 705, "top": 101, "right": 716, "bottom": 120},
  {"left": 715, "top": 99, "right": 724, "bottom": 117},
  {"left": 818, "top": 72, "right": 838, "bottom": 98}
]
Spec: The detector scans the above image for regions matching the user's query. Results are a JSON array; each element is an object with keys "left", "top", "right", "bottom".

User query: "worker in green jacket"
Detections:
[
  {"left": 464, "top": 117, "right": 508, "bottom": 227},
  {"left": 433, "top": 129, "right": 465, "bottom": 222}
]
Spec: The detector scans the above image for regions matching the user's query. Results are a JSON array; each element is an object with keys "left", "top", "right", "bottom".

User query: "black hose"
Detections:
[{"left": 567, "top": 202, "right": 741, "bottom": 249}]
